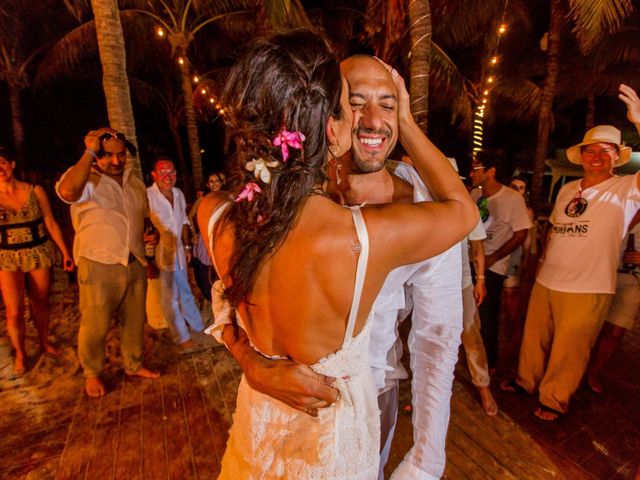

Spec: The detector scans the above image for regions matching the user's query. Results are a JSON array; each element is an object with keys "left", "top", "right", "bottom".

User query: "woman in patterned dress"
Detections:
[{"left": 0, "top": 147, "right": 74, "bottom": 374}]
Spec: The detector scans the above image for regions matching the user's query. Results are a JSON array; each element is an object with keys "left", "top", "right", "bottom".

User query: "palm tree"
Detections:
[
  {"left": 90, "top": 0, "right": 142, "bottom": 174},
  {"left": 0, "top": 1, "right": 69, "bottom": 166},
  {"left": 408, "top": 0, "right": 432, "bottom": 132},
  {"left": 128, "top": 0, "right": 252, "bottom": 188}
]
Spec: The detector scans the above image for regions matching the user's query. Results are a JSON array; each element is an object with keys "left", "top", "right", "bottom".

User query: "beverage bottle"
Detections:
[
  {"left": 144, "top": 217, "right": 157, "bottom": 259},
  {"left": 622, "top": 232, "right": 637, "bottom": 271}
]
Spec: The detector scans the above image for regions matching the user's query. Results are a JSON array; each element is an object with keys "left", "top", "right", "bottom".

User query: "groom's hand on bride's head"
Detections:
[{"left": 243, "top": 357, "right": 339, "bottom": 417}]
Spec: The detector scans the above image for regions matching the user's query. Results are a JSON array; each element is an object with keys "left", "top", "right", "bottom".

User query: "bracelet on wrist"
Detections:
[
  {"left": 85, "top": 148, "right": 98, "bottom": 160},
  {"left": 476, "top": 275, "right": 485, "bottom": 279}
]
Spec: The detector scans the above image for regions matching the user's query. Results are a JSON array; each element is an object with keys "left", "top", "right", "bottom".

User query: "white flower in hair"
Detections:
[{"left": 246, "top": 157, "right": 280, "bottom": 184}]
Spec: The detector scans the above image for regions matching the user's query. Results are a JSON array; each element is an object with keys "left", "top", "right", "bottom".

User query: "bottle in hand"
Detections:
[
  {"left": 144, "top": 217, "right": 157, "bottom": 259},
  {"left": 623, "top": 233, "right": 637, "bottom": 271}
]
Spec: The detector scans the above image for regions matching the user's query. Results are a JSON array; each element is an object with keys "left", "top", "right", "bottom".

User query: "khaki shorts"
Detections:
[{"left": 606, "top": 272, "right": 640, "bottom": 330}]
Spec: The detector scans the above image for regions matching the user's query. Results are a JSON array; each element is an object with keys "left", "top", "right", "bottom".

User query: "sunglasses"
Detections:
[
  {"left": 99, "top": 131, "right": 127, "bottom": 143},
  {"left": 98, "top": 131, "right": 137, "bottom": 157}
]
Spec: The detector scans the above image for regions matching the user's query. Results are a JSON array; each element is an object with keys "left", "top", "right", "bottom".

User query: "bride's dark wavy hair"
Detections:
[{"left": 220, "top": 28, "right": 344, "bottom": 305}]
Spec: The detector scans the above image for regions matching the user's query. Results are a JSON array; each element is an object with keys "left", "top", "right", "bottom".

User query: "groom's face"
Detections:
[{"left": 341, "top": 57, "right": 399, "bottom": 173}]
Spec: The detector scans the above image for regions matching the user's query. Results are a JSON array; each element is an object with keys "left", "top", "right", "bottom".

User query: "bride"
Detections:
[{"left": 199, "top": 29, "right": 477, "bottom": 479}]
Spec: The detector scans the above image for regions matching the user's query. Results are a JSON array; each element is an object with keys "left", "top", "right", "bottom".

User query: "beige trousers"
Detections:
[
  {"left": 461, "top": 284, "right": 491, "bottom": 387},
  {"left": 517, "top": 282, "right": 612, "bottom": 412}
]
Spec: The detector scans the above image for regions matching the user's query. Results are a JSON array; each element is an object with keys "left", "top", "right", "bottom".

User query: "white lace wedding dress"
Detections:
[{"left": 213, "top": 206, "right": 380, "bottom": 479}]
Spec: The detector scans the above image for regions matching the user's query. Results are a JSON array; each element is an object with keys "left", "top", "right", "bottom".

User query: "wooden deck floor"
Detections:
[{"left": 1, "top": 269, "right": 638, "bottom": 479}]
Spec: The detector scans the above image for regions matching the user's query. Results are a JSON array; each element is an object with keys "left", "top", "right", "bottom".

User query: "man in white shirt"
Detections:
[
  {"left": 469, "top": 151, "right": 532, "bottom": 372},
  {"left": 147, "top": 158, "right": 204, "bottom": 348},
  {"left": 56, "top": 128, "right": 159, "bottom": 397},
  {"left": 504, "top": 88, "right": 640, "bottom": 421},
  {"left": 210, "top": 56, "right": 463, "bottom": 480}
]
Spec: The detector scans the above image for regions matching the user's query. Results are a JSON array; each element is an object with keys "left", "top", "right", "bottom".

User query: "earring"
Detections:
[{"left": 331, "top": 158, "right": 342, "bottom": 185}]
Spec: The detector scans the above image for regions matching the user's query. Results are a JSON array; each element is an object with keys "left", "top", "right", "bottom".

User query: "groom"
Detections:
[{"left": 212, "top": 55, "right": 462, "bottom": 480}]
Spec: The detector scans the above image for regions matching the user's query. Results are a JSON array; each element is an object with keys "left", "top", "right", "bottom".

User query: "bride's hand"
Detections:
[{"left": 373, "top": 58, "right": 413, "bottom": 127}]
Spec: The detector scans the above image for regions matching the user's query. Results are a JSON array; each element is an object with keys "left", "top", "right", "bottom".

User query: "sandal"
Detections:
[
  {"left": 499, "top": 379, "right": 529, "bottom": 394},
  {"left": 534, "top": 403, "right": 564, "bottom": 422}
]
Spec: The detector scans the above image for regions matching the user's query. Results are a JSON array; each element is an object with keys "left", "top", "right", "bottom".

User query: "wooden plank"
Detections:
[
  {"left": 446, "top": 422, "right": 517, "bottom": 479},
  {"left": 82, "top": 373, "right": 126, "bottom": 480},
  {"left": 450, "top": 381, "right": 561, "bottom": 479},
  {"left": 141, "top": 371, "right": 169, "bottom": 480},
  {"left": 55, "top": 388, "right": 102, "bottom": 479},
  {"left": 443, "top": 438, "right": 483, "bottom": 480},
  {"left": 1, "top": 424, "right": 68, "bottom": 477},
  {"left": 160, "top": 367, "right": 196, "bottom": 479},
  {"left": 191, "top": 353, "right": 230, "bottom": 477},
  {"left": 172, "top": 355, "right": 218, "bottom": 478},
  {"left": 113, "top": 376, "right": 144, "bottom": 480}
]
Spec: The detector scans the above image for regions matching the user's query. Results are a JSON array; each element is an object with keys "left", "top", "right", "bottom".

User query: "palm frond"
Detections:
[
  {"left": 569, "top": 0, "right": 633, "bottom": 53},
  {"left": 261, "top": 0, "right": 311, "bottom": 28},
  {"left": 429, "top": 40, "right": 476, "bottom": 130},
  {"left": 431, "top": 0, "right": 531, "bottom": 49},
  {"left": 490, "top": 77, "right": 542, "bottom": 122}
]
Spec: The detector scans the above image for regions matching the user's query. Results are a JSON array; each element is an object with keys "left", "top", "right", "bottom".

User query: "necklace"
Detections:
[{"left": 564, "top": 182, "right": 588, "bottom": 218}]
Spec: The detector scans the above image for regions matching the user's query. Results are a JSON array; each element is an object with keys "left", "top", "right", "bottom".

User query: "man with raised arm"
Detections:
[
  {"left": 502, "top": 84, "right": 640, "bottom": 421},
  {"left": 57, "top": 128, "right": 159, "bottom": 397}
]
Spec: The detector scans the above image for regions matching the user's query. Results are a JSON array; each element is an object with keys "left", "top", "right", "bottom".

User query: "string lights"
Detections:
[
  {"left": 154, "top": 25, "right": 227, "bottom": 119},
  {"left": 472, "top": 2, "right": 509, "bottom": 155}
]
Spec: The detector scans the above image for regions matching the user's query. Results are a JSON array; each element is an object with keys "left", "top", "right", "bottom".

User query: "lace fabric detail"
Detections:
[{"left": 218, "top": 320, "right": 379, "bottom": 480}]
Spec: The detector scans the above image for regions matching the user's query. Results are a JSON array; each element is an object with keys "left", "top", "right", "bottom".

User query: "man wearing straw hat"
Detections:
[{"left": 502, "top": 106, "right": 640, "bottom": 421}]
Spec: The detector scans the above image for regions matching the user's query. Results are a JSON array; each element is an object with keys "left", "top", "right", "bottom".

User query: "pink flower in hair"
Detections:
[
  {"left": 235, "top": 182, "right": 262, "bottom": 202},
  {"left": 272, "top": 129, "right": 305, "bottom": 162}
]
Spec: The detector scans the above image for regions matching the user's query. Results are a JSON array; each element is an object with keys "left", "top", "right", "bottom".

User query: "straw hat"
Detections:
[{"left": 565, "top": 125, "right": 631, "bottom": 166}]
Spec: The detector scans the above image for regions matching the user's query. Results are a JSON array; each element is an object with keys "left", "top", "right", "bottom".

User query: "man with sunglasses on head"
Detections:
[
  {"left": 147, "top": 157, "right": 204, "bottom": 349},
  {"left": 56, "top": 127, "right": 160, "bottom": 397},
  {"left": 502, "top": 85, "right": 640, "bottom": 422}
]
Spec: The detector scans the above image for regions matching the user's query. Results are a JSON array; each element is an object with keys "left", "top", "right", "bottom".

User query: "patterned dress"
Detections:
[{"left": 0, "top": 185, "right": 55, "bottom": 272}]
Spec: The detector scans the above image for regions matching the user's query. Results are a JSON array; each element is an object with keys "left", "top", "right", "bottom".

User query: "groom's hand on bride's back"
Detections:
[{"left": 224, "top": 325, "right": 339, "bottom": 417}]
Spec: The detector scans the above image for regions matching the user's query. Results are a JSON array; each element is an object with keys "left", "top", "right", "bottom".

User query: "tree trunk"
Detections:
[
  {"left": 586, "top": 94, "right": 595, "bottom": 131},
  {"left": 8, "top": 82, "right": 25, "bottom": 167},
  {"left": 176, "top": 46, "right": 203, "bottom": 190},
  {"left": 90, "top": 0, "right": 141, "bottom": 176},
  {"left": 169, "top": 116, "right": 192, "bottom": 200},
  {"left": 408, "top": 0, "right": 432, "bottom": 134},
  {"left": 531, "top": 0, "right": 563, "bottom": 214}
]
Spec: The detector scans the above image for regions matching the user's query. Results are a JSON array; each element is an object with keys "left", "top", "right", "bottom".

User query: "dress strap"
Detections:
[{"left": 343, "top": 206, "right": 369, "bottom": 346}]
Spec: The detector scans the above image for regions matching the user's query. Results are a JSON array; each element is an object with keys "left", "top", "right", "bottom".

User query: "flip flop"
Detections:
[
  {"left": 499, "top": 379, "right": 529, "bottom": 395},
  {"left": 534, "top": 403, "right": 564, "bottom": 422}
]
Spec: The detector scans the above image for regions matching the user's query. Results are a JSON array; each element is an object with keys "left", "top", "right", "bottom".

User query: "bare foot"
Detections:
[
  {"left": 125, "top": 366, "right": 160, "bottom": 379},
  {"left": 13, "top": 355, "right": 27, "bottom": 375},
  {"left": 85, "top": 376, "right": 106, "bottom": 397},
  {"left": 477, "top": 386, "right": 498, "bottom": 416},
  {"left": 534, "top": 405, "right": 562, "bottom": 422},
  {"left": 42, "top": 342, "right": 61, "bottom": 357}
]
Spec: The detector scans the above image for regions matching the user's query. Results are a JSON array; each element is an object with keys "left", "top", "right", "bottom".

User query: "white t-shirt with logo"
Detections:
[
  {"left": 471, "top": 185, "right": 533, "bottom": 276},
  {"left": 461, "top": 217, "right": 487, "bottom": 289},
  {"left": 537, "top": 172, "right": 640, "bottom": 294}
]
